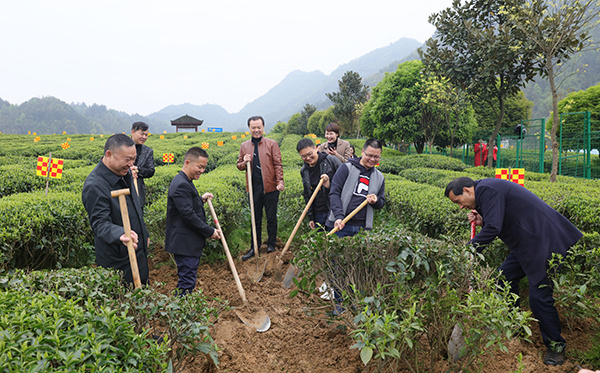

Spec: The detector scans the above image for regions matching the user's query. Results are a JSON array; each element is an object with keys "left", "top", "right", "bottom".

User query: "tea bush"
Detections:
[
  {"left": 384, "top": 175, "right": 465, "bottom": 238},
  {"left": 0, "top": 290, "right": 169, "bottom": 372},
  {"left": 0, "top": 266, "right": 223, "bottom": 371},
  {"left": 377, "top": 154, "right": 467, "bottom": 175},
  {"left": 0, "top": 191, "right": 93, "bottom": 270},
  {"left": 294, "top": 226, "right": 533, "bottom": 372}
]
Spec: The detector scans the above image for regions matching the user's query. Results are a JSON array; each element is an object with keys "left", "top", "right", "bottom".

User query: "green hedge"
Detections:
[
  {"left": 0, "top": 191, "right": 94, "bottom": 270},
  {"left": 383, "top": 175, "right": 466, "bottom": 239},
  {"left": 0, "top": 290, "right": 168, "bottom": 372},
  {"left": 0, "top": 266, "right": 222, "bottom": 372},
  {"left": 378, "top": 154, "right": 468, "bottom": 175}
]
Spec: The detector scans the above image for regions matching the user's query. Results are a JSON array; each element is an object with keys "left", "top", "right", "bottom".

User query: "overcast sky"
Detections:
[{"left": 0, "top": 0, "right": 454, "bottom": 116}]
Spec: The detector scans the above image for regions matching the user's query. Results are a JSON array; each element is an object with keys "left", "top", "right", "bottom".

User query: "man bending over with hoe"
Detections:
[{"left": 445, "top": 176, "right": 582, "bottom": 366}]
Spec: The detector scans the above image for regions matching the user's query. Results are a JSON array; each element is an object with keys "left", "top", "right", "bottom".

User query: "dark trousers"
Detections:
[
  {"left": 312, "top": 212, "right": 328, "bottom": 232},
  {"left": 173, "top": 254, "right": 201, "bottom": 296},
  {"left": 500, "top": 252, "right": 565, "bottom": 350},
  {"left": 324, "top": 223, "right": 364, "bottom": 238},
  {"left": 251, "top": 185, "right": 279, "bottom": 248}
]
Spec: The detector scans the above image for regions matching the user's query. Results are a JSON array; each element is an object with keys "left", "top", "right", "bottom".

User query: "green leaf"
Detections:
[{"left": 360, "top": 346, "right": 373, "bottom": 365}]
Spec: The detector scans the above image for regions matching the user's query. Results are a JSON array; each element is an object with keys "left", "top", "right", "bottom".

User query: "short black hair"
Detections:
[
  {"left": 247, "top": 116, "right": 265, "bottom": 127},
  {"left": 184, "top": 147, "right": 209, "bottom": 162},
  {"left": 324, "top": 122, "right": 340, "bottom": 135},
  {"left": 363, "top": 139, "right": 383, "bottom": 151},
  {"left": 296, "top": 138, "right": 315, "bottom": 152},
  {"left": 445, "top": 177, "right": 475, "bottom": 198},
  {"left": 105, "top": 133, "right": 134, "bottom": 153},
  {"left": 131, "top": 121, "right": 149, "bottom": 132}
]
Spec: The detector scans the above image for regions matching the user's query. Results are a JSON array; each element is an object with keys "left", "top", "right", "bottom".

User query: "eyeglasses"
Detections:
[
  {"left": 300, "top": 151, "right": 315, "bottom": 160},
  {"left": 363, "top": 153, "right": 381, "bottom": 160}
]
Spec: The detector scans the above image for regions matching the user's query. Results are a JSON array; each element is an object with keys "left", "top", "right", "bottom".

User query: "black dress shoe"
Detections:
[
  {"left": 543, "top": 349, "right": 565, "bottom": 366},
  {"left": 242, "top": 248, "right": 255, "bottom": 261},
  {"left": 267, "top": 245, "right": 276, "bottom": 253}
]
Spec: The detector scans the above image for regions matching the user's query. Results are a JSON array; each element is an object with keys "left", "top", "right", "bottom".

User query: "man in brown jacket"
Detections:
[{"left": 237, "top": 116, "right": 285, "bottom": 260}]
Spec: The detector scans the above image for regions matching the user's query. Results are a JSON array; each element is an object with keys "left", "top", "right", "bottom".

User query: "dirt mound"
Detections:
[{"left": 149, "top": 245, "right": 596, "bottom": 372}]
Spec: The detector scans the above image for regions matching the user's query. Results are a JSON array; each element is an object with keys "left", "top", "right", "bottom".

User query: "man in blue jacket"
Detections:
[
  {"left": 445, "top": 177, "right": 583, "bottom": 366},
  {"left": 165, "top": 147, "right": 220, "bottom": 296},
  {"left": 326, "top": 139, "right": 385, "bottom": 237}
]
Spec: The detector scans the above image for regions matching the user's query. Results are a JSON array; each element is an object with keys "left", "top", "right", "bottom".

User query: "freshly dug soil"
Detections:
[{"left": 149, "top": 243, "right": 597, "bottom": 373}]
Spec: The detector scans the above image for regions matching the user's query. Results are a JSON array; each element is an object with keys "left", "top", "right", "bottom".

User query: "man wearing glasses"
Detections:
[
  {"left": 326, "top": 139, "right": 386, "bottom": 238},
  {"left": 297, "top": 138, "right": 341, "bottom": 231}
]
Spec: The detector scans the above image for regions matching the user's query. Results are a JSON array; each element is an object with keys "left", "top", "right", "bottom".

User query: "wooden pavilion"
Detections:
[{"left": 170, "top": 115, "right": 203, "bottom": 132}]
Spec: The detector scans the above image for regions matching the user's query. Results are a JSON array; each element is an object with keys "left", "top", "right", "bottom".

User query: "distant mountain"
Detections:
[
  {"left": 209, "top": 37, "right": 422, "bottom": 131},
  {"left": 0, "top": 37, "right": 424, "bottom": 134}
]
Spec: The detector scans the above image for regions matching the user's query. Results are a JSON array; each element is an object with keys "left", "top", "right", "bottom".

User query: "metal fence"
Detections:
[{"left": 420, "top": 112, "right": 598, "bottom": 179}]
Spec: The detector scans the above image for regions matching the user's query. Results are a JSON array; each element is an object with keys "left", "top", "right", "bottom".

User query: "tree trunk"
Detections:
[
  {"left": 414, "top": 140, "right": 425, "bottom": 154},
  {"left": 447, "top": 112, "right": 455, "bottom": 158},
  {"left": 548, "top": 61, "right": 559, "bottom": 182}
]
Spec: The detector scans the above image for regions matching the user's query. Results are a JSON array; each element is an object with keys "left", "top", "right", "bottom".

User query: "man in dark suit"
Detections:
[
  {"left": 165, "top": 147, "right": 220, "bottom": 296},
  {"left": 130, "top": 121, "right": 155, "bottom": 207},
  {"left": 82, "top": 134, "right": 149, "bottom": 286},
  {"left": 445, "top": 177, "right": 583, "bottom": 366}
]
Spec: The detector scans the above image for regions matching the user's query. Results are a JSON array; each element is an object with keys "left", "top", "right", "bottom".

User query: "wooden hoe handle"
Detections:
[
  {"left": 207, "top": 199, "right": 248, "bottom": 305},
  {"left": 246, "top": 161, "right": 260, "bottom": 257},
  {"left": 327, "top": 199, "right": 370, "bottom": 236},
  {"left": 280, "top": 177, "right": 325, "bottom": 257},
  {"left": 111, "top": 188, "right": 142, "bottom": 289}
]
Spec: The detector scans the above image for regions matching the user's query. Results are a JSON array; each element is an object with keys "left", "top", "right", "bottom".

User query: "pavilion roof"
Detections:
[{"left": 170, "top": 115, "right": 203, "bottom": 125}]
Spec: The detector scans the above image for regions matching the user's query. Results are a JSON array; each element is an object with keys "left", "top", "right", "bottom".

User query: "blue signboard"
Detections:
[{"left": 207, "top": 127, "right": 223, "bottom": 132}]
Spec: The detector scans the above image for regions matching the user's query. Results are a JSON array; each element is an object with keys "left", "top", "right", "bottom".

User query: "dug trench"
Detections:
[{"left": 148, "top": 242, "right": 597, "bottom": 373}]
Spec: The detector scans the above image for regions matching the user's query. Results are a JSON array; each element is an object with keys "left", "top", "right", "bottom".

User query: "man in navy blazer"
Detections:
[
  {"left": 82, "top": 134, "right": 149, "bottom": 286},
  {"left": 165, "top": 147, "right": 220, "bottom": 296},
  {"left": 445, "top": 177, "right": 582, "bottom": 366}
]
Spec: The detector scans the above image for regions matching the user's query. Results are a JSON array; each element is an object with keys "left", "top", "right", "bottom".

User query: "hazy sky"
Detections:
[{"left": 0, "top": 0, "right": 454, "bottom": 116}]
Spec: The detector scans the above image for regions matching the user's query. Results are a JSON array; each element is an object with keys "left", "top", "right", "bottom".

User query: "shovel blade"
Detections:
[
  {"left": 246, "top": 256, "right": 267, "bottom": 283},
  {"left": 282, "top": 265, "right": 300, "bottom": 289},
  {"left": 273, "top": 256, "right": 285, "bottom": 282},
  {"left": 448, "top": 323, "right": 466, "bottom": 362},
  {"left": 234, "top": 308, "right": 271, "bottom": 332}
]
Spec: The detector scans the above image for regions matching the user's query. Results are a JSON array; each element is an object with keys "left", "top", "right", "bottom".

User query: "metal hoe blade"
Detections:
[
  {"left": 282, "top": 265, "right": 300, "bottom": 289},
  {"left": 247, "top": 256, "right": 267, "bottom": 283},
  {"left": 234, "top": 308, "right": 271, "bottom": 332}
]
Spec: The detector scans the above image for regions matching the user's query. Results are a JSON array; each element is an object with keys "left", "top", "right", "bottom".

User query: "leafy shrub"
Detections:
[
  {"left": 0, "top": 191, "right": 94, "bottom": 270},
  {"left": 0, "top": 289, "right": 169, "bottom": 372},
  {"left": 294, "top": 226, "right": 533, "bottom": 372},
  {"left": 378, "top": 154, "right": 467, "bottom": 175},
  {"left": 397, "top": 167, "right": 461, "bottom": 188},
  {"left": 1, "top": 266, "right": 223, "bottom": 371},
  {"left": 384, "top": 175, "right": 465, "bottom": 238}
]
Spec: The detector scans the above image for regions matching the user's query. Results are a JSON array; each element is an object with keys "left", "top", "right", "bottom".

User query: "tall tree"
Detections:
[
  {"left": 307, "top": 107, "right": 337, "bottom": 136},
  {"left": 361, "top": 60, "right": 426, "bottom": 153},
  {"left": 420, "top": 0, "right": 537, "bottom": 167},
  {"left": 326, "top": 71, "right": 369, "bottom": 138},
  {"left": 286, "top": 104, "right": 318, "bottom": 135},
  {"left": 501, "top": 0, "right": 598, "bottom": 181},
  {"left": 472, "top": 90, "right": 534, "bottom": 136},
  {"left": 421, "top": 75, "right": 474, "bottom": 156}
]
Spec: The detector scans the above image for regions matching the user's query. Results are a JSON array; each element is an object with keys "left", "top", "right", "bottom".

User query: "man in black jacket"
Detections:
[
  {"left": 297, "top": 138, "right": 341, "bottom": 231},
  {"left": 130, "top": 121, "right": 155, "bottom": 207},
  {"left": 165, "top": 147, "right": 220, "bottom": 296},
  {"left": 82, "top": 134, "right": 149, "bottom": 286}
]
